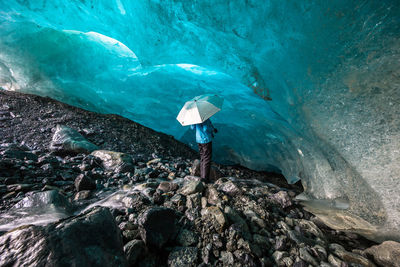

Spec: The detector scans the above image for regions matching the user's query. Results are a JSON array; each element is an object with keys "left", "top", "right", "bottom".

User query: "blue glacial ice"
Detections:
[{"left": 0, "top": 0, "right": 399, "bottom": 242}]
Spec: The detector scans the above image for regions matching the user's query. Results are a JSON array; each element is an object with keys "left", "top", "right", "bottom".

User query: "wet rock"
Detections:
[
  {"left": 0, "top": 207, "right": 126, "bottom": 267},
  {"left": 271, "top": 191, "right": 292, "bottom": 208},
  {"left": 168, "top": 247, "right": 198, "bottom": 267},
  {"left": 179, "top": 181, "right": 204, "bottom": 196},
  {"left": 13, "top": 190, "right": 73, "bottom": 212},
  {"left": 91, "top": 150, "right": 135, "bottom": 173},
  {"left": 124, "top": 239, "right": 145, "bottom": 266},
  {"left": 138, "top": 207, "right": 177, "bottom": 249},
  {"left": 364, "top": 241, "right": 400, "bottom": 267},
  {"left": 50, "top": 124, "right": 98, "bottom": 155},
  {"left": 329, "top": 243, "right": 375, "bottom": 266},
  {"left": 74, "top": 174, "right": 96, "bottom": 191}
]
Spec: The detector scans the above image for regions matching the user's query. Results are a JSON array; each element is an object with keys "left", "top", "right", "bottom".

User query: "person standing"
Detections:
[{"left": 191, "top": 118, "right": 217, "bottom": 182}]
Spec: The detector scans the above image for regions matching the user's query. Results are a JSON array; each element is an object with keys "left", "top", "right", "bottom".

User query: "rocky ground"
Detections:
[{"left": 0, "top": 90, "right": 399, "bottom": 267}]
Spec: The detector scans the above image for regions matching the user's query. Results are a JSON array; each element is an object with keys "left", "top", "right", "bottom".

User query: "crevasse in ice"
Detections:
[{"left": 0, "top": 0, "right": 399, "bottom": 241}]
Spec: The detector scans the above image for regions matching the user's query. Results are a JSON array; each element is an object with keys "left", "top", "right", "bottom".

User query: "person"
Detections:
[{"left": 190, "top": 118, "right": 218, "bottom": 182}]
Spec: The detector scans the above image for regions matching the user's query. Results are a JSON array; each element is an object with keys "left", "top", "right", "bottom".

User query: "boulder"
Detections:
[
  {"left": 0, "top": 207, "right": 126, "bottom": 266},
  {"left": 91, "top": 150, "right": 134, "bottom": 173},
  {"left": 365, "top": 241, "right": 400, "bottom": 267},
  {"left": 50, "top": 124, "right": 98, "bottom": 154},
  {"left": 138, "top": 207, "right": 177, "bottom": 249}
]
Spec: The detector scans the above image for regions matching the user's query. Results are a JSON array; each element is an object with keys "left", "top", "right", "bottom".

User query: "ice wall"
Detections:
[{"left": 0, "top": 0, "right": 399, "bottom": 241}]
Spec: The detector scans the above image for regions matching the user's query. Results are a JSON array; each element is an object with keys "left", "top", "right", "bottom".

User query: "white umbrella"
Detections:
[{"left": 177, "top": 94, "right": 223, "bottom": 126}]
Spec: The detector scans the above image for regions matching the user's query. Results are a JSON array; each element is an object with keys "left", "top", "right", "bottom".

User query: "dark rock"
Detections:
[
  {"left": 168, "top": 247, "right": 198, "bottom": 267},
  {"left": 0, "top": 207, "right": 126, "bottom": 267},
  {"left": 364, "top": 241, "right": 400, "bottom": 267},
  {"left": 91, "top": 150, "right": 135, "bottom": 173},
  {"left": 138, "top": 207, "right": 177, "bottom": 249},
  {"left": 124, "top": 240, "right": 145, "bottom": 266},
  {"left": 50, "top": 124, "right": 99, "bottom": 155},
  {"left": 74, "top": 174, "right": 96, "bottom": 191}
]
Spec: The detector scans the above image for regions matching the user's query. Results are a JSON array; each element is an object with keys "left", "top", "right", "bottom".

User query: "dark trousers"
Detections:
[{"left": 198, "top": 142, "right": 212, "bottom": 180}]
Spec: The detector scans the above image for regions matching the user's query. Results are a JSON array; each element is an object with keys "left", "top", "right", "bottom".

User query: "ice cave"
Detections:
[{"left": 0, "top": 0, "right": 399, "bottom": 244}]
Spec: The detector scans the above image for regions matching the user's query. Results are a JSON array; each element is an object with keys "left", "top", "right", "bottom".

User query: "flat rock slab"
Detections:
[{"left": 0, "top": 207, "right": 126, "bottom": 267}]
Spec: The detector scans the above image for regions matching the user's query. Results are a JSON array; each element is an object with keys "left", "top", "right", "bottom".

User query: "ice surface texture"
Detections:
[{"left": 0, "top": 0, "right": 399, "bottom": 241}]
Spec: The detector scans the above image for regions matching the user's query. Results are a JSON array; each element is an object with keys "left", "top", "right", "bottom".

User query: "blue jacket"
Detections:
[{"left": 190, "top": 119, "right": 215, "bottom": 144}]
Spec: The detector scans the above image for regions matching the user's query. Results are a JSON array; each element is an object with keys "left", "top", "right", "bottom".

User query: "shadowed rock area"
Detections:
[{"left": 1, "top": 90, "right": 398, "bottom": 266}]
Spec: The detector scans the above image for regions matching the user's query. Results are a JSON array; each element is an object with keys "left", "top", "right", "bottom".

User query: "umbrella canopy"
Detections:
[{"left": 177, "top": 94, "right": 223, "bottom": 126}]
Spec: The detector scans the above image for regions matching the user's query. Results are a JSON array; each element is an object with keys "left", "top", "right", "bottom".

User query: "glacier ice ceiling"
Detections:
[{"left": 0, "top": 0, "right": 399, "bottom": 242}]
